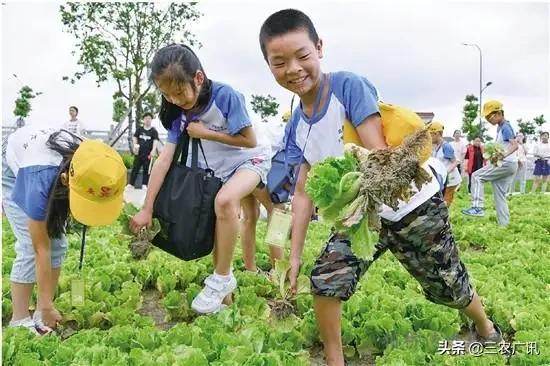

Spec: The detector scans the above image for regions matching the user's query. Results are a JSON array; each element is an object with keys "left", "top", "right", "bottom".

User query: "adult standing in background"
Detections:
[
  {"left": 63, "top": 106, "right": 87, "bottom": 136},
  {"left": 508, "top": 132, "right": 527, "bottom": 194},
  {"left": 129, "top": 112, "right": 159, "bottom": 190},
  {"left": 450, "top": 129, "right": 467, "bottom": 175},
  {"left": 464, "top": 137, "right": 486, "bottom": 193},
  {"left": 531, "top": 131, "right": 550, "bottom": 193}
]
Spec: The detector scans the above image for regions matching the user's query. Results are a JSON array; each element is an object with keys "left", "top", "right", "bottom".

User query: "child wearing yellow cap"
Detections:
[
  {"left": 259, "top": 9, "right": 502, "bottom": 365},
  {"left": 2, "top": 126, "right": 126, "bottom": 334},
  {"left": 462, "top": 100, "right": 518, "bottom": 225},
  {"left": 429, "top": 122, "right": 462, "bottom": 206}
]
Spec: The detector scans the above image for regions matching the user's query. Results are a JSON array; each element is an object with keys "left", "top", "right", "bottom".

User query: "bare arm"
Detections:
[
  {"left": 289, "top": 163, "right": 315, "bottom": 262},
  {"left": 28, "top": 220, "right": 54, "bottom": 309},
  {"left": 355, "top": 114, "right": 388, "bottom": 150},
  {"left": 142, "top": 143, "right": 176, "bottom": 212},
  {"left": 504, "top": 139, "right": 519, "bottom": 158},
  {"left": 447, "top": 157, "right": 459, "bottom": 173}
]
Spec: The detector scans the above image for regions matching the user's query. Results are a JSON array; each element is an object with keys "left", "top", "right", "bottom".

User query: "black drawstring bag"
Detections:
[{"left": 151, "top": 130, "right": 222, "bottom": 260}]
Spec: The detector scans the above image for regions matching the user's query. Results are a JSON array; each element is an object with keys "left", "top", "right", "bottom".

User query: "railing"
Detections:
[{"left": 2, "top": 125, "right": 167, "bottom": 152}]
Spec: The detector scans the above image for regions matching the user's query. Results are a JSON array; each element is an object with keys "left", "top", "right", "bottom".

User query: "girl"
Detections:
[
  {"left": 508, "top": 132, "right": 527, "bottom": 194},
  {"left": 531, "top": 131, "right": 550, "bottom": 193},
  {"left": 3, "top": 126, "right": 126, "bottom": 334},
  {"left": 129, "top": 44, "right": 271, "bottom": 314}
]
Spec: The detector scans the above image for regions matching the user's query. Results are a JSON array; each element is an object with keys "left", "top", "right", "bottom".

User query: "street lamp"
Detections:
[{"left": 462, "top": 43, "right": 487, "bottom": 129}]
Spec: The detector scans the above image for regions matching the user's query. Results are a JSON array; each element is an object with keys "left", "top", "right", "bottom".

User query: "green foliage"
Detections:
[
  {"left": 13, "top": 86, "right": 41, "bottom": 118},
  {"left": 517, "top": 115, "right": 547, "bottom": 138},
  {"left": 2, "top": 188, "right": 549, "bottom": 365},
  {"left": 118, "top": 151, "right": 134, "bottom": 169},
  {"left": 461, "top": 94, "right": 489, "bottom": 141},
  {"left": 59, "top": 2, "right": 201, "bottom": 137},
  {"left": 251, "top": 94, "right": 280, "bottom": 122}
]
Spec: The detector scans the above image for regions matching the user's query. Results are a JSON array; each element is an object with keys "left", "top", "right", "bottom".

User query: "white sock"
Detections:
[{"left": 214, "top": 271, "right": 233, "bottom": 281}]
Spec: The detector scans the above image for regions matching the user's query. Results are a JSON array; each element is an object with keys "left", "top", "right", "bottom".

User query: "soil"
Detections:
[
  {"left": 269, "top": 299, "right": 295, "bottom": 320},
  {"left": 129, "top": 240, "right": 153, "bottom": 260},
  {"left": 137, "top": 288, "right": 177, "bottom": 330}
]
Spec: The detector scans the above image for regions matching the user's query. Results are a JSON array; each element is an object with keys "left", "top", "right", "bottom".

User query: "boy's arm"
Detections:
[
  {"left": 289, "top": 162, "right": 314, "bottom": 294},
  {"left": 355, "top": 114, "right": 388, "bottom": 150},
  {"left": 504, "top": 138, "right": 519, "bottom": 158}
]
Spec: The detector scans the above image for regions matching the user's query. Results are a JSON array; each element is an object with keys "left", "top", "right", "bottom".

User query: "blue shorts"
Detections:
[
  {"left": 533, "top": 159, "right": 549, "bottom": 177},
  {"left": 2, "top": 162, "right": 67, "bottom": 283}
]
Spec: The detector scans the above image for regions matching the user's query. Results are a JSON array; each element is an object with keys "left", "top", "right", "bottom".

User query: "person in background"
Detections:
[
  {"left": 63, "top": 106, "right": 87, "bottom": 136},
  {"left": 464, "top": 136, "right": 486, "bottom": 193},
  {"left": 130, "top": 112, "right": 160, "bottom": 190},
  {"left": 429, "top": 122, "right": 462, "bottom": 206},
  {"left": 531, "top": 131, "right": 550, "bottom": 193},
  {"left": 462, "top": 100, "right": 518, "bottom": 226},
  {"left": 450, "top": 129, "right": 467, "bottom": 175},
  {"left": 508, "top": 132, "right": 527, "bottom": 194}
]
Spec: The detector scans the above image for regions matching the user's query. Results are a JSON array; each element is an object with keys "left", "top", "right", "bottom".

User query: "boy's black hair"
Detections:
[
  {"left": 45, "top": 130, "right": 83, "bottom": 238},
  {"left": 142, "top": 112, "right": 154, "bottom": 119},
  {"left": 259, "top": 9, "right": 319, "bottom": 61},
  {"left": 541, "top": 131, "right": 549, "bottom": 137},
  {"left": 149, "top": 43, "right": 212, "bottom": 130},
  {"left": 69, "top": 106, "right": 79, "bottom": 114}
]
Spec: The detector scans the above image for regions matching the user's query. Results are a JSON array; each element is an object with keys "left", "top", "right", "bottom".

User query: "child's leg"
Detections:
[
  {"left": 314, "top": 296, "right": 345, "bottom": 366},
  {"left": 214, "top": 169, "right": 261, "bottom": 275},
  {"left": 310, "top": 234, "right": 372, "bottom": 366},
  {"left": 470, "top": 165, "right": 492, "bottom": 208},
  {"left": 443, "top": 185, "right": 457, "bottom": 206},
  {"left": 531, "top": 176, "right": 541, "bottom": 192},
  {"left": 3, "top": 167, "right": 35, "bottom": 322},
  {"left": 240, "top": 194, "right": 260, "bottom": 272},
  {"left": 519, "top": 163, "right": 527, "bottom": 193},
  {"left": 252, "top": 187, "right": 284, "bottom": 267},
  {"left": 385, "top": 194, "right": 499, "bottom": 337},
  {"left": 541, "top": 175, "right": 548, "bottom": 192},
  {"left": 129, "top": 156, "right": 144, "bottom": 187}
]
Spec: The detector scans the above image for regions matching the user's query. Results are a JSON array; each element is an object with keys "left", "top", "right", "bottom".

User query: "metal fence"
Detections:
[{"left": 2, "top": 125, "right": 167, "bottom": 153}]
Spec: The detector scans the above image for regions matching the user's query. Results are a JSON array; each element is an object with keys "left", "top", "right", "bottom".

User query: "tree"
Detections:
[
  {"left": 517, "top": 114, "right": 546, "bottom": 138},
  {"left": 60, "top": 2, "right": 201, "bottom": 147},
  {"left": 461, "top": 94, "right": 489, "bottom": 141},
  {"left": 13, "top": 85, "right": 42, "bottom": 121},
  {"left": 251, "top": 94, "right": 280, "bottom": 122}
]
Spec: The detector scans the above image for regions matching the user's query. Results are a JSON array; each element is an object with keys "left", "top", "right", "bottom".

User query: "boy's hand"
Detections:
[
  {"left": 187, "top": 121, "right": 212, "bottom": 139},
  {"left": 130, "top": 209, "right": 152, "bottom": 233},
  {"left": 288, "top": 257, "right": 301, "bottom": 295}
]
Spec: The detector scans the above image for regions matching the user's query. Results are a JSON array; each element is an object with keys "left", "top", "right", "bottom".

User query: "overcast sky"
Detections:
[{"left": 2, "top": 1, "right": 549, "bottom": 138}]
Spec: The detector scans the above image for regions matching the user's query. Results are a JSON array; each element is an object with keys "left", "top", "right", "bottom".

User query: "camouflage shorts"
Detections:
[{"left": 310, "top": 193, "right": 474, "bottom": 308}]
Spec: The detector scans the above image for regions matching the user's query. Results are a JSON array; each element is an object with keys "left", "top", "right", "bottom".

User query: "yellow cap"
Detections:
[
  {"left": 282, "top": 111, "right": 292, "bottom": 122},
  {"left": 69, "top": 140, "right": 127, "bottom": 226},
  {"left": 428, "top": 121, "right": 445, "bottom": 133},
  {"left": 482, "top": 100, "right": 503, "bottom": 118}
]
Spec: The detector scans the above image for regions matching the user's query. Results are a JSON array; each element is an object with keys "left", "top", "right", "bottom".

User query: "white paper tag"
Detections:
[
  {"left": 71, "top": 278, "right": 85, "bottom": 307},
  {"left": 265, "top": 208, "right": 292, "bottom": 248}
]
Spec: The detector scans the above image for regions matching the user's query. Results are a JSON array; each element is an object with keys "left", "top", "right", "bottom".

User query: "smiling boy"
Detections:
[{"left": 259, "top": 9, "right": 503, "bottom": 365}]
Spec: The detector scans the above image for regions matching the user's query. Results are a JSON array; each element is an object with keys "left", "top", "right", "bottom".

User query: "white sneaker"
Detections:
[
  {"left": 32, "top": 311, "right": 54, "bottom": 335},
  {"left": 9, "top": 316, "right": 52, "bottom": 336},
  {"left": 191, "top": 272, "right": 237, "bottom": 314}
]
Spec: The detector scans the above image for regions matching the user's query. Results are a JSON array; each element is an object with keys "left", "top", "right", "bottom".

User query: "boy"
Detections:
[
  {"left": 429, "top": 122, "right": 462, "bottom": 206},
  {"left": 462, "top": 100, "right": 518, "bottom": 226},
  {"left": 130, "top": 112, "right": 159, "bottom": 189},
  {"left": 259, "top": 9, "right": 502, "bottom": 366}
]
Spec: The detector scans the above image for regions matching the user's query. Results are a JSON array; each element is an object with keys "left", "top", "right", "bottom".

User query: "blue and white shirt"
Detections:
[
  {"left": 496, "top": 120, "right": 517, "bottom": 162},
  {"left": 284, "top": 71, "right": 440, "bottom": 222},
  {"left": 167, "top": 81, "right": 270, "bottom": 180},
  {"left": 5, "top": 126, "right": 73, "bottom": 221},
  {"left": 432, "top": 142, "right": 462, "bottom": 186}
]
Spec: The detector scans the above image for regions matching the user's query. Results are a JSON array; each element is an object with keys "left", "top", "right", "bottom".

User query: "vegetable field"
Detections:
[{"left": 2, "top": 187, "right": 549, "bottom": 365}]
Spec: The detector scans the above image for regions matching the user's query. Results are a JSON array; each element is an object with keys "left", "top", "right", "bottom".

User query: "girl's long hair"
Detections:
[
  {"left": 149, "top": 43, "right": 212, "bottom": 130},
  {"left": 45, "top": 130, "right": 83, "bottom": 238}
]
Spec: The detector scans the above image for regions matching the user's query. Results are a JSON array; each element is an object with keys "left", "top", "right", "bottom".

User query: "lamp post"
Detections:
[{"left": 462, "top": 43, "right": 488, "bottom": 129}]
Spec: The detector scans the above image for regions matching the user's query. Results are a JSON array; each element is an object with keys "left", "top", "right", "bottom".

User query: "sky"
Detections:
[{"left": 1, "top": 1, "right": 549, "bottom": 139}]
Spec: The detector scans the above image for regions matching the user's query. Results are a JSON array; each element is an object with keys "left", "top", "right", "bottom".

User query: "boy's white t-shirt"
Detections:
[
  {"left": 432, "top": 142, "right": 462, "bottom": 187},
  {"left": 64, "top": 119, "right": 86, "bottom": 136},
  {"left": 285, "top": 71, "right": 440, "bottom": 222}
]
